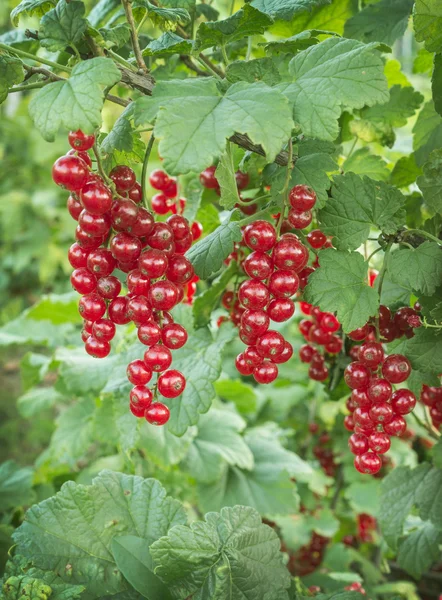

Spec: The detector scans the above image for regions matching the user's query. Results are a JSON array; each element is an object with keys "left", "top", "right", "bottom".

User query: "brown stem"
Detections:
[
  {"left": 121, "top": 0, "right": 148, "bottom": 73},
  {"left": 180, "top": 55, "right": 210, "bottom": 77}
]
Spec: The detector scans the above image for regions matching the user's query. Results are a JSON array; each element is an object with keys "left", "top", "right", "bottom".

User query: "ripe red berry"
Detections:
[
  {"left": 243, "top": 346, "right": 263, "bottom": 368},
  {"left": 92, "top": 318, "right": 116, "bottom": 341},
  {"left": 127, "top": 360, "right": 152, "bottom": 385},
  {"left": 344, "top": 415, "right": 355, "bottom": 431},
  {"left": 166, "top": 255, "right": 194, "bottom": 284},
  {"left": 273, "top": 341, "right": 293, "bottom": 364},
  {"left": 84, "top": 336, "right": 111, "bottom": 358},
  {"left": 391, "top": 389, "right": 416, "bottom": 415},
  {"left": 299, "top": 319, "right": 313, "bottom": 337},
  {"left": 161, "top": 323, "right": 188, "bottom": 349},
  {"left": 108, "top": 296, "right": 130, "bottom": 325},
  {"left": 243, "top": 220, "right": 276, "bottom": 252},
  {"left": 87, "top": 248, "right": 116, "bottom": 277},
  {"left": 68, "top": 242, "right": 90, "bottom": 268},
  {"left": 191, "top": 221, "right": 203, "bottom": 241},
  {"left": 147, "top": 222, "right": 174, "bottom": 250},
  {"left": 299, "top": 344, "right": 316, "bottom": 363},
  {"left": 241, "top": 309, "right": 270, "bottom": 337},
  {"left": 96, "top": 275, "right": 121, "bottom": 299},
  {"left": 367, "top": 378, "right": 392, "bottom": 403},
  {"left": 67, "top": 195, "right": 82, "bottom": 220},
  {"left": 358, "top": 342, "right": 384, "bottom": 368},
  {"left": 307, "top": 230, "right": 327, "bottom": 249},
  {"left": 267, "top": 298, "right": 295, "bottom": 322},
  {"left": 71, "top": 268, "right": 97, "bottom": 294},
  {"left": 138, "top": 321, "right": 162, "bottom": 346},
  {"left": 110, "top": 165, "right": 136, "bottom": 192},
  {"left": 369, "top": 402, "right": 394, "bottom": 424},
  {"left": 243, "top": 252, "right": 273, "bottom": 280},
  {"left": 151, "top": 192, "right": 171, "bottom": 215},
  {"left": 149, "top": 169, "right": 170, "bottom": 191},
  {"left": 68, "top": 130, "right": 95, "bottom": 151},
  {"left": 145, "top": 402, "right": 170, "bottom": 425},
  {"left": 144, "top": 344, "right": 172, "bottom": 372},
  {"left": 130, "top": 385, "right": 153, "bottom": 408},
  {"left": 78, "top": 209, "right": 111, "bottom": 237},
  {"left": 268, "top": 270, "right": 299, "bottom": 298},
  {"left": 309, "top": 365, "right": 329, "bottom": 381},
  {"left": 52, "top": 155, "right": 89, "bottom": 191},
  {"left": 351, "top": 388, "right": 371, "bottom": 408},
  {"left": 199, "top": 166, "right": 218, "bottom": 189},
  {"left": 174, "top": 232, "right": 193, "bottom": 254},
  {"left": 289, "top": 185, "right": 316, "bottom": 211},
  {"left": 127, "top": 295, "right": 152, "bottom": 325},
  {"left": 287, "top": 209, "right": 312, "bottom": 229},
  {"left": 320, "top": 313, "right": 340, "bottom": 333},
  {"left": 344, "top": 362, "right": 370, "bottom": 390},
  {"left": 128, "top": 182, "right": 142, "bottom": 204},
  {"left": 348, "top": 433, "right": 369, "bottom": 455},
  {"left": 348, "top": 324, "right": 370, "bottom": 341},
  {"left": 238, "top": 280, "right": 269, "bottom": 310},
  {"left": 67, "top": 148, "right": 92, "bottom": 168},
  {"left": 256, "top": 330, "right": 285, "bottom": 359},
  {"left": 353, "top": 407, "right": 373, "bottom": 429},
  {"left": 381, "top": 354, "right": 411, "bottom": 384},
  {"left": 80, "top": 181, "right": 113, "bottom": 215},
  {"left": 272, "top": 237, "right": 309, "bottom": 272},
  {"left": 111, "top": 198, "right": 139, "bottom": 230},
  {"left": 75, "top": 226, "right": 105, "bottom": 249},
  {"left": 354, "top": 452, "right": 382, "bottom": 475},
  {"left": 235, "top": 171, "right": 249, "bottom": 190},
  {"left": 129, "top": 402, "right": 146, "bottom": 418},
  {"left": 325, "top": 336, "right": 343, "bottom": 354},
  {"left": 78, "top": 293, "right": 106, "bottom": 321},
  {"left": 253, "top": 361, "right": 278, "bottom": 384},
  {"left": 148, "top": 281, "right": 179, "bottom": 311},
  {"left": 383, "top": 415, "right": 407, "bottom": 436},
  {"left": 158, "top": 370, "right": 186, "bottom": 398},
  {"left": 111, "top": 232, "right": 142, "bottom": 262},
  {"left": 368, "top": 432, "right": 391, "bottom": 454},
  {"left": 130, "top": 207, "right": 154, "bottom": 237},
  {"left": 236, "top": 353, "right": 254, "bottom": 375}
]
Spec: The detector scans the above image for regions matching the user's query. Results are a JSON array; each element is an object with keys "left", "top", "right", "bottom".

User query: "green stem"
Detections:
[
  {"left": 374, "top": 242, "right": 392, "bottom": 340},
  {"left": 229, "top": 0, "right": 236, "bottom": 15},
  {"left": 0, "top": 42, "right": 72, "bottom": 72},
  {"left": 239, "top": 208, "right": 273, "bottom": 226},
  {"left": 411, "top": 411, "right": 440, "bottom": 441},
  {"left": 71, "top": 44, "right": 82, "bottom": 61},
  {"left": 403, "top": 229, "right": 441, "bottom": 245},
  {"left": 142, "top": 134, "right": 155, "bottom": 211},
  {"left": 107, "top": 48, "right": 138, "bottom": 72},
  {"left": 9, "top": 81, "right": 47, "bottom": 92},
  {"left": 246, "top": 36, "right": 253, "bottom": 61},
  {"left": 346, "top": 136, "right": 358, "bottom": 160},
  {"left": 276, "top": 138, "right": 294, "bottom": 237},
  {"left": 220, "top": 45, "right": 230, "bottom": 66},
  {"left": 366, "top": 245, "right": 383, "bottom": 264},
  {"left": 92, "top": 143, "right": 111, "bottom": 185},
  {"left": 196, "top": 56, "right": 222, "bottom": 79}
]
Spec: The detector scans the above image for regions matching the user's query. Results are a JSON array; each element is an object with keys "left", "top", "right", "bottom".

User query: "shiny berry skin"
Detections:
[
  {"left": 383, "top": 414, "right": 407, "bottom": 436},
  {"left": 129, "top": 401, "right": 146, "bottom": 418},
  {"left": 367, "top": 378, "right": 392, "bottom": 403},
  {"left": 299, "top": 319, "right": 313, "bottom": 337},
  {"left": 235, "top": 171, "right": 249, "bottom": 190},
  {"left": 391, "top": 389, "right": 416, "bottom": 415},
  {"left": 368, "top": 432, "right": 391, "bottom": 454},
  {"left": 347, "top": 324, "right": 370, "bottom": 342},
  {"left": 253, "top": 361, "right": 278, "bottom": 384},
  {"left": 353, "top": 407, "right": 373, "bottom": 429},
  {"left": 382, "top": 354, "right": 411, "bottom": 384},
  {"left": 174, "top": 232, "right": 192, "bottom": 254},
  {"left": 394, "top": 307, "right": 417, "bottom": 331},
  {"left": 85, "top": 336, "right": 111, "bottom": 358},
  {"left": 67, "top": 148, "right": 92, "bottom": 168},
  {"left": 358, "top": 342, "right": 384, "bottom": 368},
  {"left": 128, "top": 182, "right": 142, "bottom": 204},
  {"left": 126, "top": 270, "right": 149, "bottom": 296},
  {"left": 110, "top": 165, "right": 136, "bottom": 192},
  {"left": 272, "top": 237, "right": 309, "bottom": 272},
  {"left": 162, "top": 323, "right": 188, "bottom": 349},
  {"left": 256, "top": 330, "right": 285, "bottom": 359},
  {"left": 289, "top": 185, "right": 316, "bottom": 211},
  {"left": 298, "top": 266, "right": 315, "bottom": 289},
  {"left": 239, "top": 329, "right": 258, "bottom": 346},
  {"left": 320, "top": 313, "right": 340, "bottom": 333},
  {"left": 273, "top": 341, "right": 293, "bottom": 364},
  {"left": 145, "top": 402, "right": 170, "bottom": 425},
  {"left": 243, "top": 252, "right": 273, "bottom": 280},
  {"left": 52, "top": 155, "right": 89, "bottom": 191},
  {"left": 267, "top": 298, "right": 295, "bottom": 322},
  {"left": 162, "top": 177, "right": 178, "bottom": 199},
  {"left": 287, "top": 209, "right": 312, "bottom": 229},
  {"left": 348, "top": 433, "right": 369, "bottom": 455},
  {"left": 108, "top": 296, "right": 130, "bottom": 325},
  {"left": 309, "top": 365, "right": 329, "bottom": 381},
  {"left": 307, "top": 229, "right": 327, "bottom": 249},
  {"left": 199, "top": 166, "right": 218, "bottom": 189},
  {"left": 68, "top": 130, "right": 95, "bottom": 151},
  {"left": 111, "top": 232, "right": 142, "bottom": 262},
  {"left": 67, "top": 195, "right": 82, "bottom": 220},
  {"left": 344, "top": 362, "right": 370, "bottom": 390},
  {"left": 236, "top": 353, "right": 254, "bottom": 375},
  {"left": 138, "top": 322, "right": 162, "bottom": 346},
  {"left": 369, "top": 402, "right": 393, "bottom": 424},
  {"left": 167, "top": 214, "right": 190, "bottom": 240},
  {"left": 92, "top": 318, "right": 116, "bottom": 341},
  {"left": 299, "top": 344, "right": 315, "bottom": 363},
  {"left": 80, "top": 181, "right": 113, "bottom": 215},
  {"left": 131, "top": 208, "right": 154, "bottom": 237},
  {"left": 71, "top": 268, "right": 97, "bottom": 294},
  {"left": 96, "top": 275, "right": 121, "bottom": 299},
  {"left": 238, "top": 280, "right": 269, "bottom": 310},
  {"left": 147, "top": 222, "right": 174, "bottom": 250},
  {"left": 344, "top": 415, "right": 355, "bottom": 431},
  {"left": 127, "top": 295, "right": 152, "bottom": 325},
  {"left": 243, "top": 220, "right": 276, "bottom": 252},
  {"left": 191, "top": 221, "right": 203, "bottom": 241},
  {"left": 158, "top": 370, "right": 186, "bottom": 398},
  {"left": 309, "top": 327, "right": 330, "bottom": 345},
  {"left": 87, "top": 248, "right": 116, "bottom": 277},
  {"left": 75, "top": 226, "right": 105, "bottom": 249},
  {"left": 78, "top": 209, "right": 111, "bottom": 237},
  {"left": 148, "top": 281, "right": 179, "bottom": 311},
  {"left": 268, "top": 270, "right": 299, "bottom": 298},
  {"left": 351, "top": 388, "right": 371, "bottom": 408},
  {"left": 138, "top": 249, "right": 168, "bottom": 279},
  {"left": 354, "top": 452, "right": 382, "bottom": 475},
  {"left": 144, "top": 345, "right": 172, "bottom": 372},
  {"left": 244, "top": 346, "right": 263, "bottom": 368},
  {"left": 241, "top": 310, "right": 270, "bottom": 337},
  {"left": 324, "top": 335, "right": 343, "bottom": 354},
  {"left": 151, "top": 193, "right": 171, "bottom": 215},
  {"left": 130, "top": 385, "right": 153, "bottom": 408},
  {"left": 78, "top": 293, "right": 106, "bottom": 321},
  {"left": 127, "top": 360, "right": 152, "bottom": 385},
  {"left": 111, "top": 198, "right": 138, "bottom": 230},
  {"left": 149, "top": 169, "right": 170, "bottom": 191},
  {"left": 166, "top": 255, "right": 194, "bottom": 284}
]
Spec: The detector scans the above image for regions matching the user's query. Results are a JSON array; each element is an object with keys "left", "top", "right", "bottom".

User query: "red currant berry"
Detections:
[
  {"left": 344, "top": 415, "right": 355, "bottom": 431},
  {"left": 138, "top": 321, "right": 162, "bottom": 346},
  {"left": 165, "top": 214, "right": 189, "bottom": 240},
  {"left": 383, "top": 414, "right": 407, "bottom": 436},
  {"left": 145, "top": 402, "right": 170, "bottom": 425},
  {"left": 149, "top": 169, "right": 170, "bottom": 191},
  {"left": 87, "top": 248, "right": 116, "bottom": 277},
  {"left": 235, "top": 171, "right": 249, "bottom": 190},
  {"left": 344, "top": 362, "right": 370, "bottom": 390},
  {"left": 162, "top": 177, "right": 178, "bottom": 199},
  {"left": 256, "top": 330, "right": 285, "bottom": 359},
  {"left": 287, "top": 209, "right": 312, "bottom": 230},
  {"left": 391, "top": 389, "right": 416, "bottom": 415},
  {"left": 78, "top": 293, "right": 106, "bottom": 321},
  {"left": 353, "top": 407, "right": 373, "bottom": 429},
  {"left": 348, "top": 324, "right": 370, "bottom": 342},
  {"left": 80, "top": 181, "right": 113, "bottom": 215},
  {"left": 298, "top": 266, "right": 315, "bottom": 289},
  {"left": 273, "top": 341, "right": 293, "bottom": 364},
  {"left": 394, "top": 307, "right": 417, "bottom": 331},
  {"left": 151, "top": 192, "right": 171, "bottom": 215},
  {"left": 191, "top": 221, "right": 203, "bottom": 241},
  {"left": 138, "top": 249, "right": 168, "bottom": 279},
  {"left": 238, "top": 280, "right": 269, "bottom": 310},
  {"left": 351, "top": 388, "right": 371, "bottom": 408},
  {"left": 289, "top": 185, "right": 316, "bottom": 211},
  {"left": 127, "top": 295, "right": 152, "bottom": 325},
  {"left": 381, "top": 354, "right": 411, "bottom": 384},
  {"left": 236, "top": 353, "right": 254, "bottom": 375},
  {"left": 199, "top": 165, "right": 218, "bottom": 189},
  {"left": 52, "top": 155, "right": 89, "bottom": 191},
  {"left": 320, "top": 313, "right": 340, "bottom": 333},
  {"left": 96, "top": 275, "right": 121, "bottom": 299},
  {"left": 243, "top": 220, "right": 276, "bottom": 252},
  {"left": 127, "top": 269, "right": 150, "bottom": 296},
  {"left": 147, "top": 222, "right": 174, "bottom": 251},
  {"left": 268, "top": 270, "right": 299, "bottom": 298},
  {"left": 128, "top": 182, "right": 142, "bottom": 204},
  {"left": 130, "top": 207, "right": 154, "bottom": 237},
  {"left": 92, "top": 318, "right": 116, "bottom": 341},
  {"left": 368, "top": 432, "right": 391, "bottom": 454},
  {"left": 67, "top": 195, "right": 82, "bottom": 220},
  {"left": 369, "top": 402, "right": 393, "bottom": 424},
  {"left": 324, "top": 336, "right": 343, "bottom": 354},
  {"left": 358, "top": 342, "right": 384, "bottom": 369},
  {"left": 354, "top": 452, "right": 382, "bottom": 475},
  {"left": 127, "top": 360, "right": 152, "bottom": 385},
  {"left": 67, "top": 148, "right": 92, "bottom": 168},
  {"left": 267, "top": 298, "right": 295, "bottom": 322},
  {"left": 174, "top": 232, "right": 193, "bottom": 254},
  {"left": 309, "top": 365, "right": 329, "bottom": 381},
  {"left": 309, "top": 326, "right": 331, "bottom": 345},
  {"left": 367, "top": 378, "right": 392, "bottom": 403},
  {"left": 158, "top": 370, "right": 186, "bottom": 398},
  {"left": 68, "top": 243, "right": 90, "bottom": 268},
  {"left": 166, "top": 255, "right": 194, "bottom": 284},
  {"left": 161, "top": 323, "right": 188, "bottom": 349},
  {"left": 75, "top": 227, "right": 105, "bottom": 249},
  {"left": 241, "top": 309, "right": 270, "bottom": 337},
  {"left": 85, "top": 336, "right": 111, "bottom": 358},
  {"left": 71, "top": 268, "right": 97, "bottom": 294},
  {"left": 299, "top": 344, "right": 316, "bottom": 363},
  {"left": 243, "top": 252, "right": 273, "bottom": 280},
  {"left": 307, "top": 229, "right": 327, "bottom": 249},
  {"left": 272, "top": 237, "right": 309, "bottom": 272},
  {"left": 110, "top": 165, "right": 136, "bottom": 192},
  {"left": 78, "top": 209, "right": 111, "bottom": 237},
  {"left": 299, "top": 319, "right": 313, "bottom": 337},
  {"left": 108, "top": 296, "right": 130, "bottom": 325},
  {"left": 253, "top": 361, "right": 278, "bottom": 384},
  {"left": 148, "top": 281, "right": 179, "bottom": 311},
  {"left": 348, "top": 433, "right": 369, "bottom": 455},
  {"left": 129, "top": 401, "right": 146, "bottom": 417},
  {"left": 144, "top": 344, "right": 172, "bottom": 372},
  {"left": 130, "top": 385, "right": 153, "bottom": 408},
  {"left": 111, "top": 198, "right": 138, "bottom": 230},
  {"left": 244, "top": 346, "right": 263, "bottom": 368},
  {"left": 111, "top": 232, "right": 142, "bottom": 263},
  {"left": 68, "top": 130, "right": 95, "bottom": 151}
]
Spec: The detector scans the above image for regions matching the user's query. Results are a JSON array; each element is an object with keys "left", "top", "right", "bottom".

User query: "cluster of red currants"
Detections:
[
  {"left": 357, "top": 513, "right": 377, "bottom": 543},
  {"left": 54, "top": 130, "right": 196, "bottom": 426},
  {"left": 311, "top": 429, "right": 338, "bottom": 477},
  {"left": 288, "top": 532, "right": 330, "bottom": 576},
  {"left": 344, "top": 341, "right": 414, "bottom": 475},
  {"left": 298, "top": 303, "right": 342, "bottom": 382},
  {"left": 347, "top": 304, "right": 421, "bottom": 345},
  {"left": 199, "top": 165, "right": 254, "bottom": 214},
  {"left": 420, "top": 385, "right": 442, "bottom": 430}
]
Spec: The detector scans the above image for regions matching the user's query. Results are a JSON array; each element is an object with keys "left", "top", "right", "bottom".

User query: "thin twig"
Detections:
[
  {"left": 92, "top": 143, "right": 111, "bottom": 184},
  {"left": 121, "top": 0, "right": 148, "bottom": 73},
  {"left": 0, "top": 42, "right": 72, "bottom": 72},
  {"left": 402, "top": 229, "right": 441, "bottom": 245},
  {"left": 276, "top": 138, "right": 294, "bottom": 236},
  {"left": 141, "top": 134, "right": 155, "bottom": 211},
  {"left": 180, "top": 55, "right": 210, "bottom": 77},
  {"left": 374, "top": 242, "right": 392, "bottom": 341}
]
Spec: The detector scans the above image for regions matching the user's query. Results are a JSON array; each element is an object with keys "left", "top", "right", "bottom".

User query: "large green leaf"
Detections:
[
  {"left": 226, "top": 57, "right": 282, "bottom": 85},
  {"left": 150, "top": 505, "right": 291, "bottom": 600},
  {"left": 193, "top": 261, "right": 237, "bottom": 328},
  {"left": 343, "top": 148, "right": 390, "bottom": 181},
  {"left": 413, "top": 101, "right": 442, "bottom": 166},
  {"left": 153, "top": 78, "right": 294, "bottom": 174},
  {"left": 0, "top": 56, "right": 24, "bottom": 105},
  {"left": 13, "top": 472, "right": 187, "bottom": 598},
  {"left": 0, "top": 461, "right": 34, "bottom": 512},
  {"left": 26, "top": 293, "right": 82, "bottom": 325},
  {"left": 275, "top": 0, "right": 356, "bottom": 36},
  {"left": 10, "top": 0, "right": 56, "bottom": 26},
  {"left": 39, "top": 0, "right": 87, "bottom": 52},
  {"left": 386, "top": 242, "right": 442, "bottom": 296},
  {"left": 139, "top": 423, "right": 197, "bottom": 468},
  {"left": 251, "top": 0, "right": 330, "bottom": 21},
  {"left": 432, "top": 52, "right": 442, "bottom": 117},
  {"left": 358, "top": 85, "right": 424, "bottom": 129},
  {"left": 133, "top": 0, "right": 191, "bottom": 27},
  {"left": 414, "top": 0, "right": 442, "bottom": 53},
  {"left": 396, "top": 521, "right": 442, "bottom": 579},
  {"left": 2, "top": 571, "right": 84, "bottom": 600},
  {"left": 215, "top": 143, "right": 241, "bottom": 210},
  {"left": 417, "top": 148, "right": 442, "bottom": 214},
  {"left": 29, "top": 57, "right": 121, "bottom": 141},
  {"left": 304, "top": 249, "right": 379, "bottom": 333},
  {"left": 344, "top": 0, "right": 413, "bottom": 46},
  {"left": 318, "top": 173, "right": 405, "bottom": 250},
  {"left": 17, "top": 386, "right": 64, "bottom": 418},
  {"left": 142, "top": 31, "right": 194, "bottom": 55},
  {"left": 278, "top": 37, "right": 388, "bottom": 140},
  {"left": 389, "top": 327, "right": 442, "bottom": 375}
]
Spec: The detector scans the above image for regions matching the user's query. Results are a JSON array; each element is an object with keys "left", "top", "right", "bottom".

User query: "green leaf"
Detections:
[
  {"left": 39, "top": 0, "right": 87, "bottom": 53},
  {"left": 344, "top": 479, "right": 381, "bottom": 516},
  {"left": 150, "top": 505, "right": 291, "bottom": 600},
  {"left": 26, "top": 293, "right": 82, "bottom": 325},
  {"left": 133, "top": 0, "right": 191, "bottom": 27},
  {"left": 13, "top": 472, "right": 187, "bottom": 598},
  {"left": 139, "top": 423, "right": 197, "bottom": 468},
  {"left": 56, "top": 347, "right": 117, "bottom": 396},
  {"left": 143, "top": 31, "right": 194, "bottom": 55},
  {"left": 290, "top": 140, "right": 338, "bottom": 208},
  {"left": 17, "top": 386, "right": 64, "bottom": 418},
  {"left": 165, "top": 320, "right": 237, "bottom": 435},
  {"left": 432, "top": 53, "right": 442, "bottom": 116},
  {"left": 414, "top": 0, "right": 442, "bottom": 53},
  {"left": 193, "top": 262, "right": 237, "bottom": 328},
  {"left": 226, "top": 57, "right": 281, "bottom": 85},
  {"left": 390, "top": 154, "right": 422, "bottom": 188},
  {"left": 304, "top": 249, "right": 379, "bottom": 333},
  {"left": 262, "top": 30, "right": 322, "bottom": 54},
  {"left": 251, "top": 0, "right": 331, "bottom": 21},
  {"left": 343, "top": 148, "right": 390, "bottom": 181},
  {"left": 195, "top": 5, "right": 273, "bottom": 51},
  {"left": 98, "top": 23, "right": 131, "bottom": 49},
  {"left": 386, "top": 242, "right": 442, "bottom": 296},
  {"left": 184, "top": 407, "right": 254, "bottom": 483},
  {"left": 0, "top": 56, "right": 24, "bottom": 104},
  {"left": 318, "top": 173, "right": 405, "bottom": 250},
  {"left": 417, "top": 148, "right": 442, "bottom": 214},
  {"left": 344, "top": 0, "right": 414, "bottom": 46},
  {"left": 276, "top": 0, "right": 356, "bottom": 37},
  {"left": 215, "top": 144, "right": 241, "bottom": 210},
  {"left": 359, "top": 85, "right": 424, "bottom": 129},
  {"left": 397, "top": 521, "right": 441, "bottom": 579},
  {"left": 279, "top": 37, "right": 388, "bottom": 141},
  {"left": 29, "top": 57, "right": 121, "bottom": 142},
  {"left": 0, "top": 461, "right": 34, "bottom": 512},
  {"left": 379, "top": 463, "right": 442, "bottom": 548},
  {"left": 154, "top": 78, "right": 294, "bottom": 174},
  {"left": 10, "top": 0, "right": 56, "bottom": 26},
  {"left": 390, "top": 327, "right": 442, "bottom": 375},
  {"left": 101, "top": 105, "right": 139, "bottom": 158},
  {"left": 111, "top": 536, "right": 173, "bottom": 600},
  {"left": 187, "top": 218, "right": 242, "bottom": 279},
  {"left": 413, "top": 101, "right": 442, "bottom": 166},
  {"left": 413, "top": 47, "right": 434, "bottom": 75},
  {"left": 214, "top": 379, "right": 258, "bottom": 414}
]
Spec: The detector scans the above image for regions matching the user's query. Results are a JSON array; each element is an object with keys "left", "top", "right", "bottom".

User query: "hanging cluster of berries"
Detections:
[
  {"left": 54, "top": 130, "right": 197, "bottom": 427},
  {"left": 288, "top": 532, "right": 330, "bottom": 576},
  {"left": 420, "top": 385, "right": 442, "bottom": 430}
]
